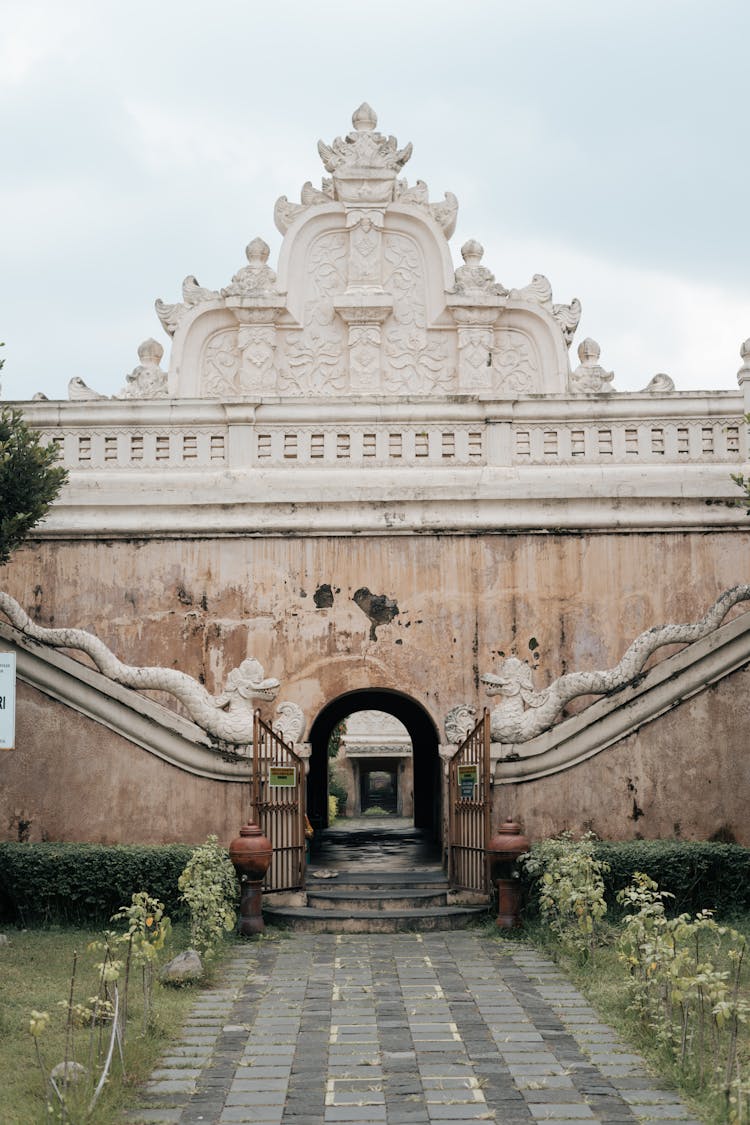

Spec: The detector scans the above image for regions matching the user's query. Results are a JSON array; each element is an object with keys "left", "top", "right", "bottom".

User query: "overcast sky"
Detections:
[{"left": 2, "top": 0, "right": 748, "bottom": 400}]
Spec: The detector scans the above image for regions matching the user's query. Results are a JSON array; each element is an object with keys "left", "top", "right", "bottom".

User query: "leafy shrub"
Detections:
[
  {"left": 521, "top": 831, "right": 609, "bottom": 959},
  {"left": 519, "top": 839, "right": 750, "bottom": 920},
  {"left": 616, "top": 872, "right": 749, "bottom": 1115},
  {"left": 0, "top": 842, "right": 193, "bottom": 926},
  {"left": 178, "top": 835, "right": 238, "bottom": 956}
]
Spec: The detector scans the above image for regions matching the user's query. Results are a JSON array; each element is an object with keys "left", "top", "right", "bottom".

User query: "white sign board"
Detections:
[{"left": 0, "top": 653, "right": 16, "bottom": 750}]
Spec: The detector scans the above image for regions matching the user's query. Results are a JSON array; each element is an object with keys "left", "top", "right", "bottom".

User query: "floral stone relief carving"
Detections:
[
  {"left": 491, "top": 330, "right": 540, "bottom": 394},
  {"left": 279, "top": 231, "right": 348, "bottom": 395},
  {"left": 382, "top": 232, "right": 455, "bottom": 394}
]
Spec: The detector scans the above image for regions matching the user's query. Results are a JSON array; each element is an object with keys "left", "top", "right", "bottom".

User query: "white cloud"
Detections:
[{"left": 0, "top": 1, "right": 92, "bottom": 86}]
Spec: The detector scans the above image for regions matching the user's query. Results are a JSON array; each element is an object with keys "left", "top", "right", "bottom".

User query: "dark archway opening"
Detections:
[{"left": 308, "top": 689, "right": 441, "bottom": 839}]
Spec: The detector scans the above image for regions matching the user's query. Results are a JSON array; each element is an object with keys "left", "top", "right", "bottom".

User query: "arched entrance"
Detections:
[{"left": 308, "top": 689, "right": 442, "bottom": 839}]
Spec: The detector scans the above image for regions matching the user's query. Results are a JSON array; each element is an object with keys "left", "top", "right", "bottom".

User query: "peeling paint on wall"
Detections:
[
  {"left": 314, "top": 584, "right": 334, "bottom": 608},
  {"left": 352, "top": 587, "right": 399, "bottom": 641}
]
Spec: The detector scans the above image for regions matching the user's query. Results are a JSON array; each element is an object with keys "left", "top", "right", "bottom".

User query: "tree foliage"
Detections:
[{"left": 0, "top": 398, "right": 68, "bottom": 566}]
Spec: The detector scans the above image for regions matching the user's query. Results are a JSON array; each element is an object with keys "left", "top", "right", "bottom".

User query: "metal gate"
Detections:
[
  {"left": 253, "top": 710, "right": 306, "bottom": 892},
  {"left": 448, "top": 709, "right": 491, "bottom": 893}
]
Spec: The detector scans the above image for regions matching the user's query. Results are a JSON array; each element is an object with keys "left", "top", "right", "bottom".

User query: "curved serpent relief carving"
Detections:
[
  {"left": 481, "top": 585, "right": 750, "bottom": 744},
  {"left": 0, "top": 591, "right": 291, "bottom": 746}
]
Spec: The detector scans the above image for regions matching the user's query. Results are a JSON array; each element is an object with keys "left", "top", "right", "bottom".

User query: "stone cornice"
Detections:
[
  {"left": 0, "top": 621, "right": 250, "bottom": 782},
  {"left": 13, "top": 389, "right": 743, "bottom": 426},
  {"left": 492, "top": 609, "right": 750, "bottom": 783}
]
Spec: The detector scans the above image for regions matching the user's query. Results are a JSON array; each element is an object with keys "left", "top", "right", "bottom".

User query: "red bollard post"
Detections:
[
  {"left": 486, "top": 817, "right": 530, "bottom": 929},
  {"left": 229, "top": 822, "right": 273, "bottom": 936}
]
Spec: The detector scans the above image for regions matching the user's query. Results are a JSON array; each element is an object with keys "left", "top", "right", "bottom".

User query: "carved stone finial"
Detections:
[
  {"left": 246, "top": 237, "right": 270, "bottom": 265},
  {"left": 551, "top": 297, "right": 582, "bottom": 348},
  {"left": 395, "top": 180, "right": 458, "bottom": 238},
  {"left": 138, "top": 338, "right": 164, "bottom": 365},
  {"left": 568, "top": 337, "right": 615, "bottom": 394},
  {"left": 506, "top": 273, "right": 581, "bottom": 347},
  {"left": 221, "top": 237, "right": 278, "bottom": 298},
  {"left": 316, "top": 108, "right": 413, "bottom": 205},
  {"left": 642, "top": 373, "right": 675, "bottom": 394},
  {"left": 155, "top": 275, "right": 220, "bottom": 338},
  {"left": 462, "top": 240, "right": 484, "bottom": 266},
  {"left": 738, "top": 338, "right": 750, "bottom": 384},
  {"left": 352, "top": 102, "right": 377, "bottom": 131},
  {"left": 68, "top": 376, "right": 107, "bottom": 401},
  {"left": 509, "top": 274, "right": 554, "bottom": 308},
  {"left": 453, "top": 240, "right": 507, "bottom": 296},
  {"left": 118, "top": 338, "right": 168, "bottom": 399},
  {"left": 580, "top": 338, "right": 600, "bottom": 363}
]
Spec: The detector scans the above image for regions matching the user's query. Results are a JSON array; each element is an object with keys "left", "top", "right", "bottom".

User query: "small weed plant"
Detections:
[
  {"left": 110, "top": 891, "right": 171, "bottom": 1040},
  {"left": 617, "top": 872, "right": 749, "bottom": 1120},
  {"left": 178, "top": 835, "right": 238, "bottom": 957},
  {"left": 28, "top": 892, "right": 172, "bottom": 1122},
  {"left": 521, "top": 831, "right": 609, "bottom": 961}
]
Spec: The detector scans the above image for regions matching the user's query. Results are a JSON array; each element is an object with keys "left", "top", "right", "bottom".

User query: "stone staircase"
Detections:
[{"left": 262, "top": 866, "right": 489, "bottom": 933}]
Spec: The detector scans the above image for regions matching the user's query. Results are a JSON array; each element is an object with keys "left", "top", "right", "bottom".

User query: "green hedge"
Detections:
[
  {"left": 520, "top": 840, "right": 750, "bottom": 920},
  {"left": 5, "top": 839, "right": 748, "bottom": 928},
  {"left": 0, "top": 842, "right": 196, "bottom": 926}
]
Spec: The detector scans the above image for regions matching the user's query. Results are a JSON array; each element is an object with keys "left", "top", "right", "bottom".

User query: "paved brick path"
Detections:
[{"left": 129, "top": 933, "right": 700, "bottom": 1125}]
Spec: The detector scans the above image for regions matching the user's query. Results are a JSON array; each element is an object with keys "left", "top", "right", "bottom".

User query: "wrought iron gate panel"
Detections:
[
  {"left": 448, "top": 709, "right": 491, "bottom": 893},
  {"left": 253, "top": 710, "right": 306, "bottom": 892}
]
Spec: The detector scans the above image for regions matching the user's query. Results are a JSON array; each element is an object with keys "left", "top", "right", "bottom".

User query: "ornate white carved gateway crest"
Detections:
[{"left": 144, "top": 104, "right": 579, "bottom": 401}]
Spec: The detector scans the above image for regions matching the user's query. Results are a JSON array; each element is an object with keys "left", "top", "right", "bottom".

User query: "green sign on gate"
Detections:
[
  {"left": 457, "top": 764, "right": 477, "bottom": 799},
  {"left": 269, "top": 765, "right": 297, "bottom": 788}
]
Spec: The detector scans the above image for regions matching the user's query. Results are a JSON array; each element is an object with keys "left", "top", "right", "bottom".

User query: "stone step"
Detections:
[
  {"left": 262, "top": 903, "right": 489, "bottom": 933},
  {"left": 306, "top": 867, "right": 447, "bottom": 892},
  {"left": 307, "top": 887, "right": 449, "bottom": 911}
]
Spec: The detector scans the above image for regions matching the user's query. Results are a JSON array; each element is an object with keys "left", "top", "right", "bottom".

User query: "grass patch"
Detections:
[
  {"left": 508, "top": 914, "right": 750, "bottom": 1125},
  {"left": 0, "top": 923, "right": 232, "bottom": 1125}
]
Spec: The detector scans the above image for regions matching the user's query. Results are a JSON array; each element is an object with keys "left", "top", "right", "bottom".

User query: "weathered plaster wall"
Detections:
[
  {"left": 0, "top": 682, "right": 247, "bottom": 845},
  {"left": 2, "top": 530, "right": 748, "bottom": 732},
  {"left": 496, "top": 666, "right": 750, "bottom": 845},
  {"left": 2, "top": 529, "right": 749, "bottom": 845}
]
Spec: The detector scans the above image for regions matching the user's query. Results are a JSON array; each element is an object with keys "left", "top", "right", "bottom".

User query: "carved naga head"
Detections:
[
  {"left": 481, "top": 657, "right": 535, "bottom": 698},
  {"left": 223, "top": 659, "right": 280, "bottom": 702}
]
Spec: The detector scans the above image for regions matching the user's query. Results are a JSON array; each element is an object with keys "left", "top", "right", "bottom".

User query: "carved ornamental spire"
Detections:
[{"left": 317, "top": 103, "right": 413, "bottom": 206}]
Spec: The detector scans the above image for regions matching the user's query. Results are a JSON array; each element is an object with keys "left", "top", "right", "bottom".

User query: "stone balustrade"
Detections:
[{"left": 24, "top": 391, "right": 746, "bottom": 473}]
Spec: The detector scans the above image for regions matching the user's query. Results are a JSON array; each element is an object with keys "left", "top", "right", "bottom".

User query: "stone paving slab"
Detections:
[{"left": 127, "top": 934, "right": 701, "bottom": 1125}]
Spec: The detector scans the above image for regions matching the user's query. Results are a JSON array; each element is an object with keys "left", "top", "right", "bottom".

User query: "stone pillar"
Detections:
[
  {"left": 228, "top": 302, "right": 287, "bottom": 396},
  {"left": 334, "top": 293, "right": 394, "bottom": 393},
  {"left": 452, "top": 307, "right": 501, "bottom": 393}
]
